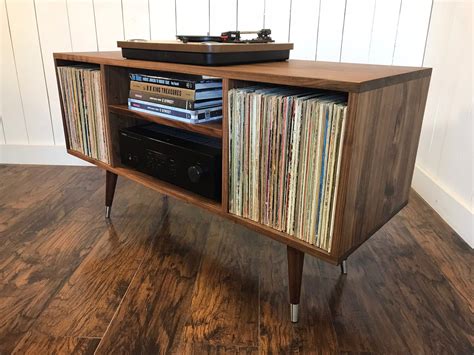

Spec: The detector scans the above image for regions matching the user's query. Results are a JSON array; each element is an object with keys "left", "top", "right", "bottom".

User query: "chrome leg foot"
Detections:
[
  {"left": 341, "top": 259, "right": 347, "bottom": 275},
  {"left": 105, "top": 206, "right": 111, "bottom": 219},
  {"left": 290, "top": 303, "right": 299, "bottom": 323}
]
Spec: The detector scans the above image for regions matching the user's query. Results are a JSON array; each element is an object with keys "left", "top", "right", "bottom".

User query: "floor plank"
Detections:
[
  {"left": 1, "top": 165, "right": 472, "bottom": 354},
  {"left": 12, "top": 330, "right": 99, "bottom": 355},
  {"left": 180, "top": 221, "right": 260, "bottom": 350},
  {"left": 0, "top": 217, "right": 107, "bottom": 354},
  {"left": 20, "top": 181, "right": 169, "bottom": 339},
  {"left": 369, "top": 220, "right": 472, "bottom": 354},
  {"left": 94, "top": 199, "right": 212, "bottom": 354},
  {"left": 0, "top": 169, "right": 107, "bottom": 354},
  {"left": 0, "top": 166, "right": 103, "bottom": 256},
  {"left": 403, "top": 192, "right": 474, "bottom": 312}
]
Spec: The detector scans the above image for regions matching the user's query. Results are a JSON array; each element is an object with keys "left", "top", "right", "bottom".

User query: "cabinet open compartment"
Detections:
[
  {"left": 106, "top": 111, "right": 223, "bottom": 210},
  {"left": 103, "top": 65, "right": 224, "bottom": 137}
]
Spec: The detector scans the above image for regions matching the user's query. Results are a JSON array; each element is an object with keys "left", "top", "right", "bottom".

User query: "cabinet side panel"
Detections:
[{"left": 331, "top": 76, "right": 431, "bottom": 260}]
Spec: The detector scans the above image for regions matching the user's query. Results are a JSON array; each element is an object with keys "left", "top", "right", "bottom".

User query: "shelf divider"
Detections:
[{"left": 108, "top": 104, "right": 223, "bottom": 138}]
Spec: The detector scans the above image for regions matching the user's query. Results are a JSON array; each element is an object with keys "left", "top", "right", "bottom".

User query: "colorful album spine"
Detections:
[
  {"left": 129, "top": 90, "right": 221, "bottom": 110},
  {"left": 57, "top": 66, "right": 110, "bottom": 164},
  {"left": 130, "top": 81, "right": 195, "bottom": 100},
  {"left": 227, "top": 87, "right": 347, "bottom": 251},
  {"left": 129, "top": 73, "right": 221, "bottom": 90},
  {"left": 128, "top": 98, "right": 222, "bottom": 121}
]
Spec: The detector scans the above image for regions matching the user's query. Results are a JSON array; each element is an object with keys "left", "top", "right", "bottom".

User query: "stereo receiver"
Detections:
[{"left": 119, "top": 123, "right": 222, "bottom": 201}]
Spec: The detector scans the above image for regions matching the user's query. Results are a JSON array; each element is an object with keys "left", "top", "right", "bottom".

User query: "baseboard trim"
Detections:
[
  {"left": 0, "top": 144, "right": 91, "bottom": 166},
  {"left": 412, "top": 164, "right": 473, "bottom": 248}
]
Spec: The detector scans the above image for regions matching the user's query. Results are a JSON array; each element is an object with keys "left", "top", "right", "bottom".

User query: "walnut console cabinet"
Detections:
[{"left": 54, "top": 51, "right": 431, "bottom": 322}]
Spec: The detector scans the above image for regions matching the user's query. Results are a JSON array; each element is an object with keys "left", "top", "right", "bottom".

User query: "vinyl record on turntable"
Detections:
[{"left": 117, "top": 28, "right": 293, "bottom": 66}]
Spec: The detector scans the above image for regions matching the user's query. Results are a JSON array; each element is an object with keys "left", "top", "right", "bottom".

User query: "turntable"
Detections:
[{"left": 117, "top": 29, "right": 293, "bottom": 66}]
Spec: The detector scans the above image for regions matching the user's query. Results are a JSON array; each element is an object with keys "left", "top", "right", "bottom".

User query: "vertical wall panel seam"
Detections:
[
  {"left": 173, "top": 0, "right": 177, "bottom": 36},
  {"left": 426, "top": 1, "right": 447, "bottom": 154},
  {"left": 147, "top": 0, "right": 152, "bottom": 39},
  {"left": 287, "top": 0, "right": 293, "bottom": 42},
  {"left": 120, "top": 0, "right": 126, "bottom": 39},
  {"left": 263, "top": 0, "right": 266, "bottom": 28},
  {"left": 367, "top": 0, "right": 378, "bottom": 63},
  {"left": 391, "top": 0, "right": 403, "bottom": 65},
  {"left": 421, "top": 0, "right": 434, "bottom": 66},
  {"left": 33, "top": 0, "right": 56, "bottom": 145},
  {"left": 0, "top": 116, "right": 6, "bottom": 143},
  {"left": 339, "top": 0, "right": 348, "bottom": 62},
  {"left": 65, "top": 0, "right": 74, "bottom": 51},
  {"left": 174, "top": 0, "right": 178, "bottom": 36},
  {"left": 91, "top": 0, "right": 99, "bottom": 51},
  {"left": 4, "top": 0, "right": 29, "bottom": 144},
  {"left": 314, "top": 0, "right": 322, "bottom": 60},
  {"left": 235, "top": 0, "right": 238, "bottom": 30}
]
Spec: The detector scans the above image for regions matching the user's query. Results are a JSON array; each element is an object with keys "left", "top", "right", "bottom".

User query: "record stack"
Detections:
[
  {"left": 228, "top": 87, "right": 348, "bottom": 252},
  {"left": 128, "top": 73, "right": 223, "bottom": 123},
  {"left": 57, "top": 65, "right": 110, "bottom": 163}
]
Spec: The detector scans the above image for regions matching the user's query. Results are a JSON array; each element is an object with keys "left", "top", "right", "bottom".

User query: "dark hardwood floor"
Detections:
[{"left": 0, "top": 165, "right": 472, "bottom": 354}]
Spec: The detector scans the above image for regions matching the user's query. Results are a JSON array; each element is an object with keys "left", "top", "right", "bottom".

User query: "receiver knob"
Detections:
[{"left": 187, "top": 165, "right": 204, "bottom": 183}]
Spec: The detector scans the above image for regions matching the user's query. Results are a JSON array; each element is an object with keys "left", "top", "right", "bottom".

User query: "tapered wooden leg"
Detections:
[
  {"left": 105, "top": 171, "right": 118, "bottom": 218},
  {"left": 287, "top": 245, "right": 305, "bottom": 323}
]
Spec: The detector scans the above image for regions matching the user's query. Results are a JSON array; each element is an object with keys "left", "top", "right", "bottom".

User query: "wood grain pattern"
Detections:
[
  {"left": 0, "top": 170, "right": 105, "bottom": 353},
  {"left": 53, "top": 51, "right": 431, "bottom": 92},
  {"left": 0, "top": 166, "right": 104, "bottom": 265},
  {"left": 12, "top": 332, "right": 99, "bottom": 355},
  {"left": 287, "top": 246, "right": 304, "bottom": 305},
  {"left": 94, "top": 196, "right": 211, "bottom": 354},
  {"left": 402, "top": 194, "right": 474, "bottom": 314},
  {"left": 22, "top": 184, "right": 167, "bottom": 338},
  {"left": 103, "top": 64, "right": 130, "bottom": 106},
  {"left": 117, "top": 41, "right": 294, "bottom": 53},
  {"left": 180, "top": 221, "right": 259, "bottom": 350},
  {"left": 1, "top": 166, "right": 472, "bottom": 353},
  {"left": 331, "top": 76, "right": 431, "bottom": 261},
  {"left": 105, "top": 171, "right": 117, "bottom": 208}
]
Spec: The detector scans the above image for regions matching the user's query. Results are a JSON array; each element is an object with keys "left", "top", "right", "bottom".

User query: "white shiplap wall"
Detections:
[
  {"left": 0, "top": 0, "right": 433, "bottom": 149},
  {"left": 2, "top": 0, "right": 471, "bottom": 247},
  {"left": 411, "top": 0, "right": 473, "bottom": 247}
]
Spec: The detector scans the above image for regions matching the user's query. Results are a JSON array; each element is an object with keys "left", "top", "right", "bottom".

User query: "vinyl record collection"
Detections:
[
  {"left": 228, "top": 87, "right": 348, "bottom": 252},
  {"left": 128, "top": 73, "right": 223, "bottom": 123},
  {"left": 57, "top": 66, "right": 110, "bottom": 163}
]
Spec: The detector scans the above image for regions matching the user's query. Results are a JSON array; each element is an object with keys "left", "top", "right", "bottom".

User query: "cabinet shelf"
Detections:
[{"left": 108, "top": 104, "right": 223, "bottom": 138}]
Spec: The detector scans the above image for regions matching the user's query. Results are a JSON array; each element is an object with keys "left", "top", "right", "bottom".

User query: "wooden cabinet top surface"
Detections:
[{"left": 54, "top": 51, "right": 431, "bottom": 92}]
